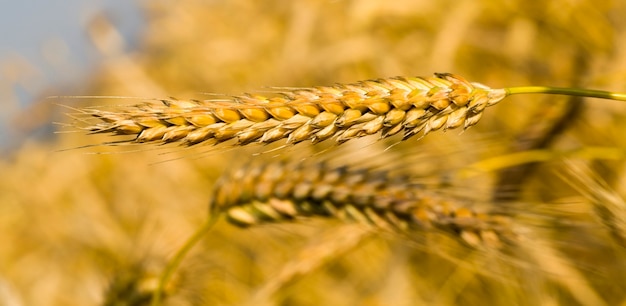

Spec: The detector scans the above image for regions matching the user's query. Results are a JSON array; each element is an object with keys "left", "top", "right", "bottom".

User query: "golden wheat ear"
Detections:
[
  {"left": 65, "top": 73, "right": 503, "bottom": 148},
  {"left": 66, "top": 73, "right": 626, "bottom": 149},
  {"left": 209, "top": 159, "right": 517, "bottom": 249}
]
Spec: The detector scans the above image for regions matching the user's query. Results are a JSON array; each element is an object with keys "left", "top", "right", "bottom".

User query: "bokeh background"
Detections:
[{"left": 2, "top": 1, "right": 626, "bottom": 305}]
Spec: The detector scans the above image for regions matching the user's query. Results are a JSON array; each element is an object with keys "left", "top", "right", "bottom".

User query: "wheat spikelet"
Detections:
[
  {"left": 72, "top": 73, "right": 506, "bottom": 148},
  {"left": 210, "top": 159, "right": 516, "bottom": 248}
]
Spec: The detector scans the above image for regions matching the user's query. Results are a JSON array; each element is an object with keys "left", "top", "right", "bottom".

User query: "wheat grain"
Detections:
[
  {"left": 210, "top": 159, "right": 516, "bottom": 248},
  {"left": 73, "top": 73, "right": 506, "bottom": 147}
]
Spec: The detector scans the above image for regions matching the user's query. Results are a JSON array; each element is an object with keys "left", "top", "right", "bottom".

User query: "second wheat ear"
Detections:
[{"left": 71, "top": 73, "right": 626, "bottom": 148}]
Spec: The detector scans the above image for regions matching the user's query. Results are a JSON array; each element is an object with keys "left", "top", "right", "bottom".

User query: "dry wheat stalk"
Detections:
[
  {"left": 210, "top": 160, "right": 516, "bottom": 248},
  {"left": 248, "top": 225, "right": 369, "bottom": 305},
  {"left": 72, "top": 73, "right": 507, "bottom": 147}
]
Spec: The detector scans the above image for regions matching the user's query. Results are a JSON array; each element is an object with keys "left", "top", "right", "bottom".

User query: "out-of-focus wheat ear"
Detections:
[
  {"left": 561, "top": 162, "right": 626, "bottom": 249},
  {"left": 102, "top": 263, "right": 164, "bottom": 306},
  {"left": 517, "top": 230, "right": 607, "bottom": 306},
  {"left": 209, "top": 159, "right": 518, "bottom": 249},
  {"left": 71, "top": 73, "right": 508, "bottom": 149}
]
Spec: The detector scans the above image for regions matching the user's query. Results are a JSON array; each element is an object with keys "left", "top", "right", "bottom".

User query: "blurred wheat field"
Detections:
[{"left": 2, "top": 0, "right": 626, "bottom": 305}]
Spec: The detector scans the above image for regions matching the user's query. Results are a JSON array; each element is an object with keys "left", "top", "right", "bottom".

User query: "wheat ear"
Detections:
[
  {"left": 69, "top": 73, "right": 626, "bottom": 148},
  {"left": 71, "top": 73, "right": 507, "bottom": 147},
  {"left": 103, "top": 264, "right": 160, "bottom": 306},
  {"left": 210, "top": 160, "right": 516, "bottom": 248},
  {"left": 562, "top": 162, "right": 626, "bottom": 249}
]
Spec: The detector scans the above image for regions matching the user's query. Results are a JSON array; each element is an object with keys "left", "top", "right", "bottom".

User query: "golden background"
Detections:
[{"left": 2, "top": 1, "right": 626, "bottom": 305}]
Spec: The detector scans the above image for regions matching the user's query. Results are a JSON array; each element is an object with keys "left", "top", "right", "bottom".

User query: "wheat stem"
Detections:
[
  {"left": 248, "top": 225, "right": 369, "bottom": 305},
  {"left": 505, "top": 86, "right": 626, "bottom": 101},
  {"left": 458, "top": 147, "right": 626, "bottom": 178},
  {"left": 151, "top": 214, "right": 219, "bottom": 306}
]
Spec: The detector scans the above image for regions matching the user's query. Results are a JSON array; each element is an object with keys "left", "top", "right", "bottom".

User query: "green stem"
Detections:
[
  {"left": 457, "top": 146, "right": 626, "bottom": 178},
  {"left": 505, "top": 86, "right": 626, "bottom": 101},
  {"left": 151, "top": 214, "right": 219, "bottom": 306}
]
